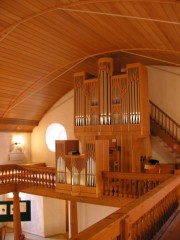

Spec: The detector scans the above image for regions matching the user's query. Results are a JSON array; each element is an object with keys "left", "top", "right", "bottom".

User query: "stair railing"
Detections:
[{"left": 150, "top": 100, "right": 180, "bottom": 143}]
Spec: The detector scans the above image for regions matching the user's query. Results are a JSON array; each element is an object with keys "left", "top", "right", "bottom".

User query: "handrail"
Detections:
[
  {"left": 74, "top": 175, "right": 180, "bottom": 240},
  {"left": 150, "top": 100, "right": 180, "bottom": 143},
  {"left": 123, "top": 175, "right": 180, "bottom": 240}
]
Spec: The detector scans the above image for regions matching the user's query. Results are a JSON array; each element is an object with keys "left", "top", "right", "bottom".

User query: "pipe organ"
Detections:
[
  {"left": 55, "top": 57, "right": 150, "bottom": 198},
  {"left": 56, "top": 140, "right": 109, "bottom": 197},
  {"left": 74, "top": 58, "right": 149, "bottom": 130}
]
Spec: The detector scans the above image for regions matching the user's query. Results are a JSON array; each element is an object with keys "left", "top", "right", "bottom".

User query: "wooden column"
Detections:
[
  {"left": 13, "top": 191, "right": 24, "bottom": 240},
  {"left": 69, "top": 200, "right": 78, "bottom": 239}
]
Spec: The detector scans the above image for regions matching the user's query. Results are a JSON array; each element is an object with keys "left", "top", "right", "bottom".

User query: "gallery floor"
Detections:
[{"left": 3, "top": 228, "right": 67, "bottom": 240}]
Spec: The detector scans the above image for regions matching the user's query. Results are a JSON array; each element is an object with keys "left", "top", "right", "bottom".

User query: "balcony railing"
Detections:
[
  {"left": 102, "top": 171, "right": 171, "bottom": 198},
  {"left": 0, "top": 164, "right": 56, "bottom": 189},
  {"left": 74, "top": 175, "right": 180, "bottom": 240}
]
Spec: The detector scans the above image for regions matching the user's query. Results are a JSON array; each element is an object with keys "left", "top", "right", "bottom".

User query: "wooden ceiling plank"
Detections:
[
  {"left": 0, "top": 46, "right": 54, "bottom": 69},
  {"left": 3, "top": 29, "right": 82, "bottom": 64},
  {"left": 0, "top": 54, "right": 50, "bottom": 74},
  {"left": 0, "top": 68, "right": 42, "bottom": 81}
]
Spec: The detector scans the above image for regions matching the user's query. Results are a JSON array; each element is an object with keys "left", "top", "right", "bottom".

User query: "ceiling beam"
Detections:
[{"left": 0, "top": 118, "right": 39, "bottom": 126}]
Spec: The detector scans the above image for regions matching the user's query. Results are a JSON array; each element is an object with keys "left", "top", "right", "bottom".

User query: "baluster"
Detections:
[
  {"left": 52, "top": 173, "right": 55, "bottom": 188},
  {"left": 109, "top": 184, "right": 112, "bottom": 196},
  {"left": 43, "top": 173, "right": 46, "bottom": 187},
  {"left": 131, "top": 179, "right": 136, "bottom": 198},
  {"left": 15, "top": 169, "right": 18, "bottom": 183},
  {"left": 42, "top": 173, "right": 45, "bottom": 187},
  {"left": 40, "top": 172, "right": 43, "bottom": 187},
  {"left": 49, "top": 173, "right": 52, "bottom": 188},
  {"left": 46, "top": 173, "right": 49, "bottom": 188},
  {"left": 137, "top": 219, "right": 141, "bottom": 240},
  {"left": 121, "top": 179, "right": 124, "bottom": 197},
  {"left": 104, "top": 184, "right": 109, "bottom": 196},
  {"left": 132, "top": 222, "right": 138, "bottom": 240},
  {"left": 137, "top": 180, "right": 141, "bottom": 197},
  {"left": 144, "top": 213, "right": 149, "bottom": 240},
  {"left": 40, "top": 172, "right": 43, "bottom": 186},
  {"left": 13, "top": 169, "right": 15, "bottom": 183},
  {"left": 47, "top": 173, "right": 50, "bottom": 188},
  {"left": 33, "top": 171, "right": 36, "bottom": 185},
  {"left": 125, "top": 179, "right": 129, "bottom": 197},
  {"left": 128, "top": 179, "right": 133, "bottom": 198}
]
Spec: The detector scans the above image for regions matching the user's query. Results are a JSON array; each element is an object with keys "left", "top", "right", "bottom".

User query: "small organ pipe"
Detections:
[
  {"left": 108, "top": 72, "right": 111, "bottom": 124},
  {"left": 137, "top": 80, "right": 140, "bottom": 123},
  {"left": 100, "top": 71, "right": 103, "bottom": 125}
]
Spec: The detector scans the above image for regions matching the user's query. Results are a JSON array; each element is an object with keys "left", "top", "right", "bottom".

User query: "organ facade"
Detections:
[{"left": 56, "top": 57, "right": 151, "bottom": 197}]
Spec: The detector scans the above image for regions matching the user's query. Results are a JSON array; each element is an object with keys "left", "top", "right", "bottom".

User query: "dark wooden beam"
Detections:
[
  {"left": 0, "top": 118, "right": 39, "bottom": 132},
  {"left": 0, "top": 118, "right": 39, "bottom": 126}
]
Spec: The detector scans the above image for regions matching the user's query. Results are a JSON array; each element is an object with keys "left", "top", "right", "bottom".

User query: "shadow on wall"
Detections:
[{"left": 151, "top": 136, "right": 177, "bottom": 164}]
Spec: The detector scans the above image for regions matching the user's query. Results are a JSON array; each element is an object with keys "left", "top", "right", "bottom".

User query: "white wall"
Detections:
[
  {"left": 77, "top": 203, "right": 119, "bottom": 233},
  {"left": 21, "top": 193, "right": 44, "bottom": 236},
  {"left": 148, "top": 66, "right": 180, "bottom": 123},
  {"left": 43, "top": 198, "right": 66, "bottom": 237},
  {"left": 31, "top": 90, "right": 75, "bottom": 167}
]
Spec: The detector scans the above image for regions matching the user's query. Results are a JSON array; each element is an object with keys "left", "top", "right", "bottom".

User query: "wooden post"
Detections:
[
  {"left": 13, "top": 191, "right": 24, "bottom": 240},
  {"left": 69, "top": 200, "right": 78, "bottom": 239}
]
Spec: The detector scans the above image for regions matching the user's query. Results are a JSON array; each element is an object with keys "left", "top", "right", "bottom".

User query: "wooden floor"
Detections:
[{"left": 2, "top": 228, "right": 67, "bottom": 240}]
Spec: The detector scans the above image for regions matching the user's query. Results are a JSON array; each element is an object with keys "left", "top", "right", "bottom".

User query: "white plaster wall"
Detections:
[
  {"left": 148, "top": 66, "right": 180, "bottom": 123},
  {"left": 77, "top": 203, "right": 119, "bottom": 233},
  {"left": 20, "top": 193, "right": 44, "bottom": 236},
  {"left": 43, "top": 198, "right": 66, "bottom": 236},
  {"left": 31, "top": 90, "right": 75, "bottom": 167}
]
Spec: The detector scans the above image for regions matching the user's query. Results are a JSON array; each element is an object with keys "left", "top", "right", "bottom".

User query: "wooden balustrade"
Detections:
[
  {"left": 0, "top": 164, "right": 56, "bottom": 189},
  {"left": 102, "top": 172, "right": 170, "bottom": 198},
  {"left": 74, "top": 175, "right": 180, "bottom": 240}
]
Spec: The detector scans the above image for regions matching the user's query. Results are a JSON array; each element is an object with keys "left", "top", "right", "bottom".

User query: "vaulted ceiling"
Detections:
[{"left": 0, "top": 0, "right": 180, "bottom": 132}]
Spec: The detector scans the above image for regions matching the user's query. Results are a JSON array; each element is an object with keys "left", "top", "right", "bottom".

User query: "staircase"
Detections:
[{"left": 150, "top": 101, "right": 180, "bottom": 160}]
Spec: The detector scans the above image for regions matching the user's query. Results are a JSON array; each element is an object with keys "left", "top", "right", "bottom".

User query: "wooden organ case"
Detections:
[
  {"left": 56, "top": 139, "right": 109, "bottom": 197},
  {"left": 55, "top": 57, "right": 151, "bottom": 198},
  {"left": 74, "top": 57, "right": 150, "bottom": 173}
]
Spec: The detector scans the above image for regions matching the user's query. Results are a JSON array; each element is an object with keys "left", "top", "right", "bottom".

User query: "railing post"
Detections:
[
  {"left": 13, "top": 191, "right": 25, "bottom": 240},
  {"left": 123, "top": 217, "right": 132, "bottom": 240},
  {"left": 69, "top": 200, "right": 78, "bottom": 239}
]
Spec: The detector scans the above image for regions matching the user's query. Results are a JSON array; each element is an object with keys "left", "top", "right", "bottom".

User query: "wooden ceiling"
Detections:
[{"left": 0, "top": 0, "right": 180, "bottom": 132}]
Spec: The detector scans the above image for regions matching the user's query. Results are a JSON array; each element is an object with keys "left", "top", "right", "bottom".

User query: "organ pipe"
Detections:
[
  {"left": 74, "top": 59, "right": 143, "bottom": 128},
  {"left": 98, "top": 58, "right": 113, "bottom": 125},
  {"left": 128, "top": 67, "right": 140, "bottom": 124}
]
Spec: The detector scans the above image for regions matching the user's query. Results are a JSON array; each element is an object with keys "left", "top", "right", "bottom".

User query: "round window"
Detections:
[{"left": 45, "top": 123, "right": 67, "bottom": 152}]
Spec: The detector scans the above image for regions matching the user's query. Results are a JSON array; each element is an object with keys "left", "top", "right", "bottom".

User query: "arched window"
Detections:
[{"left": 45, "top": 123, "right": 67, "bottom": 152}]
